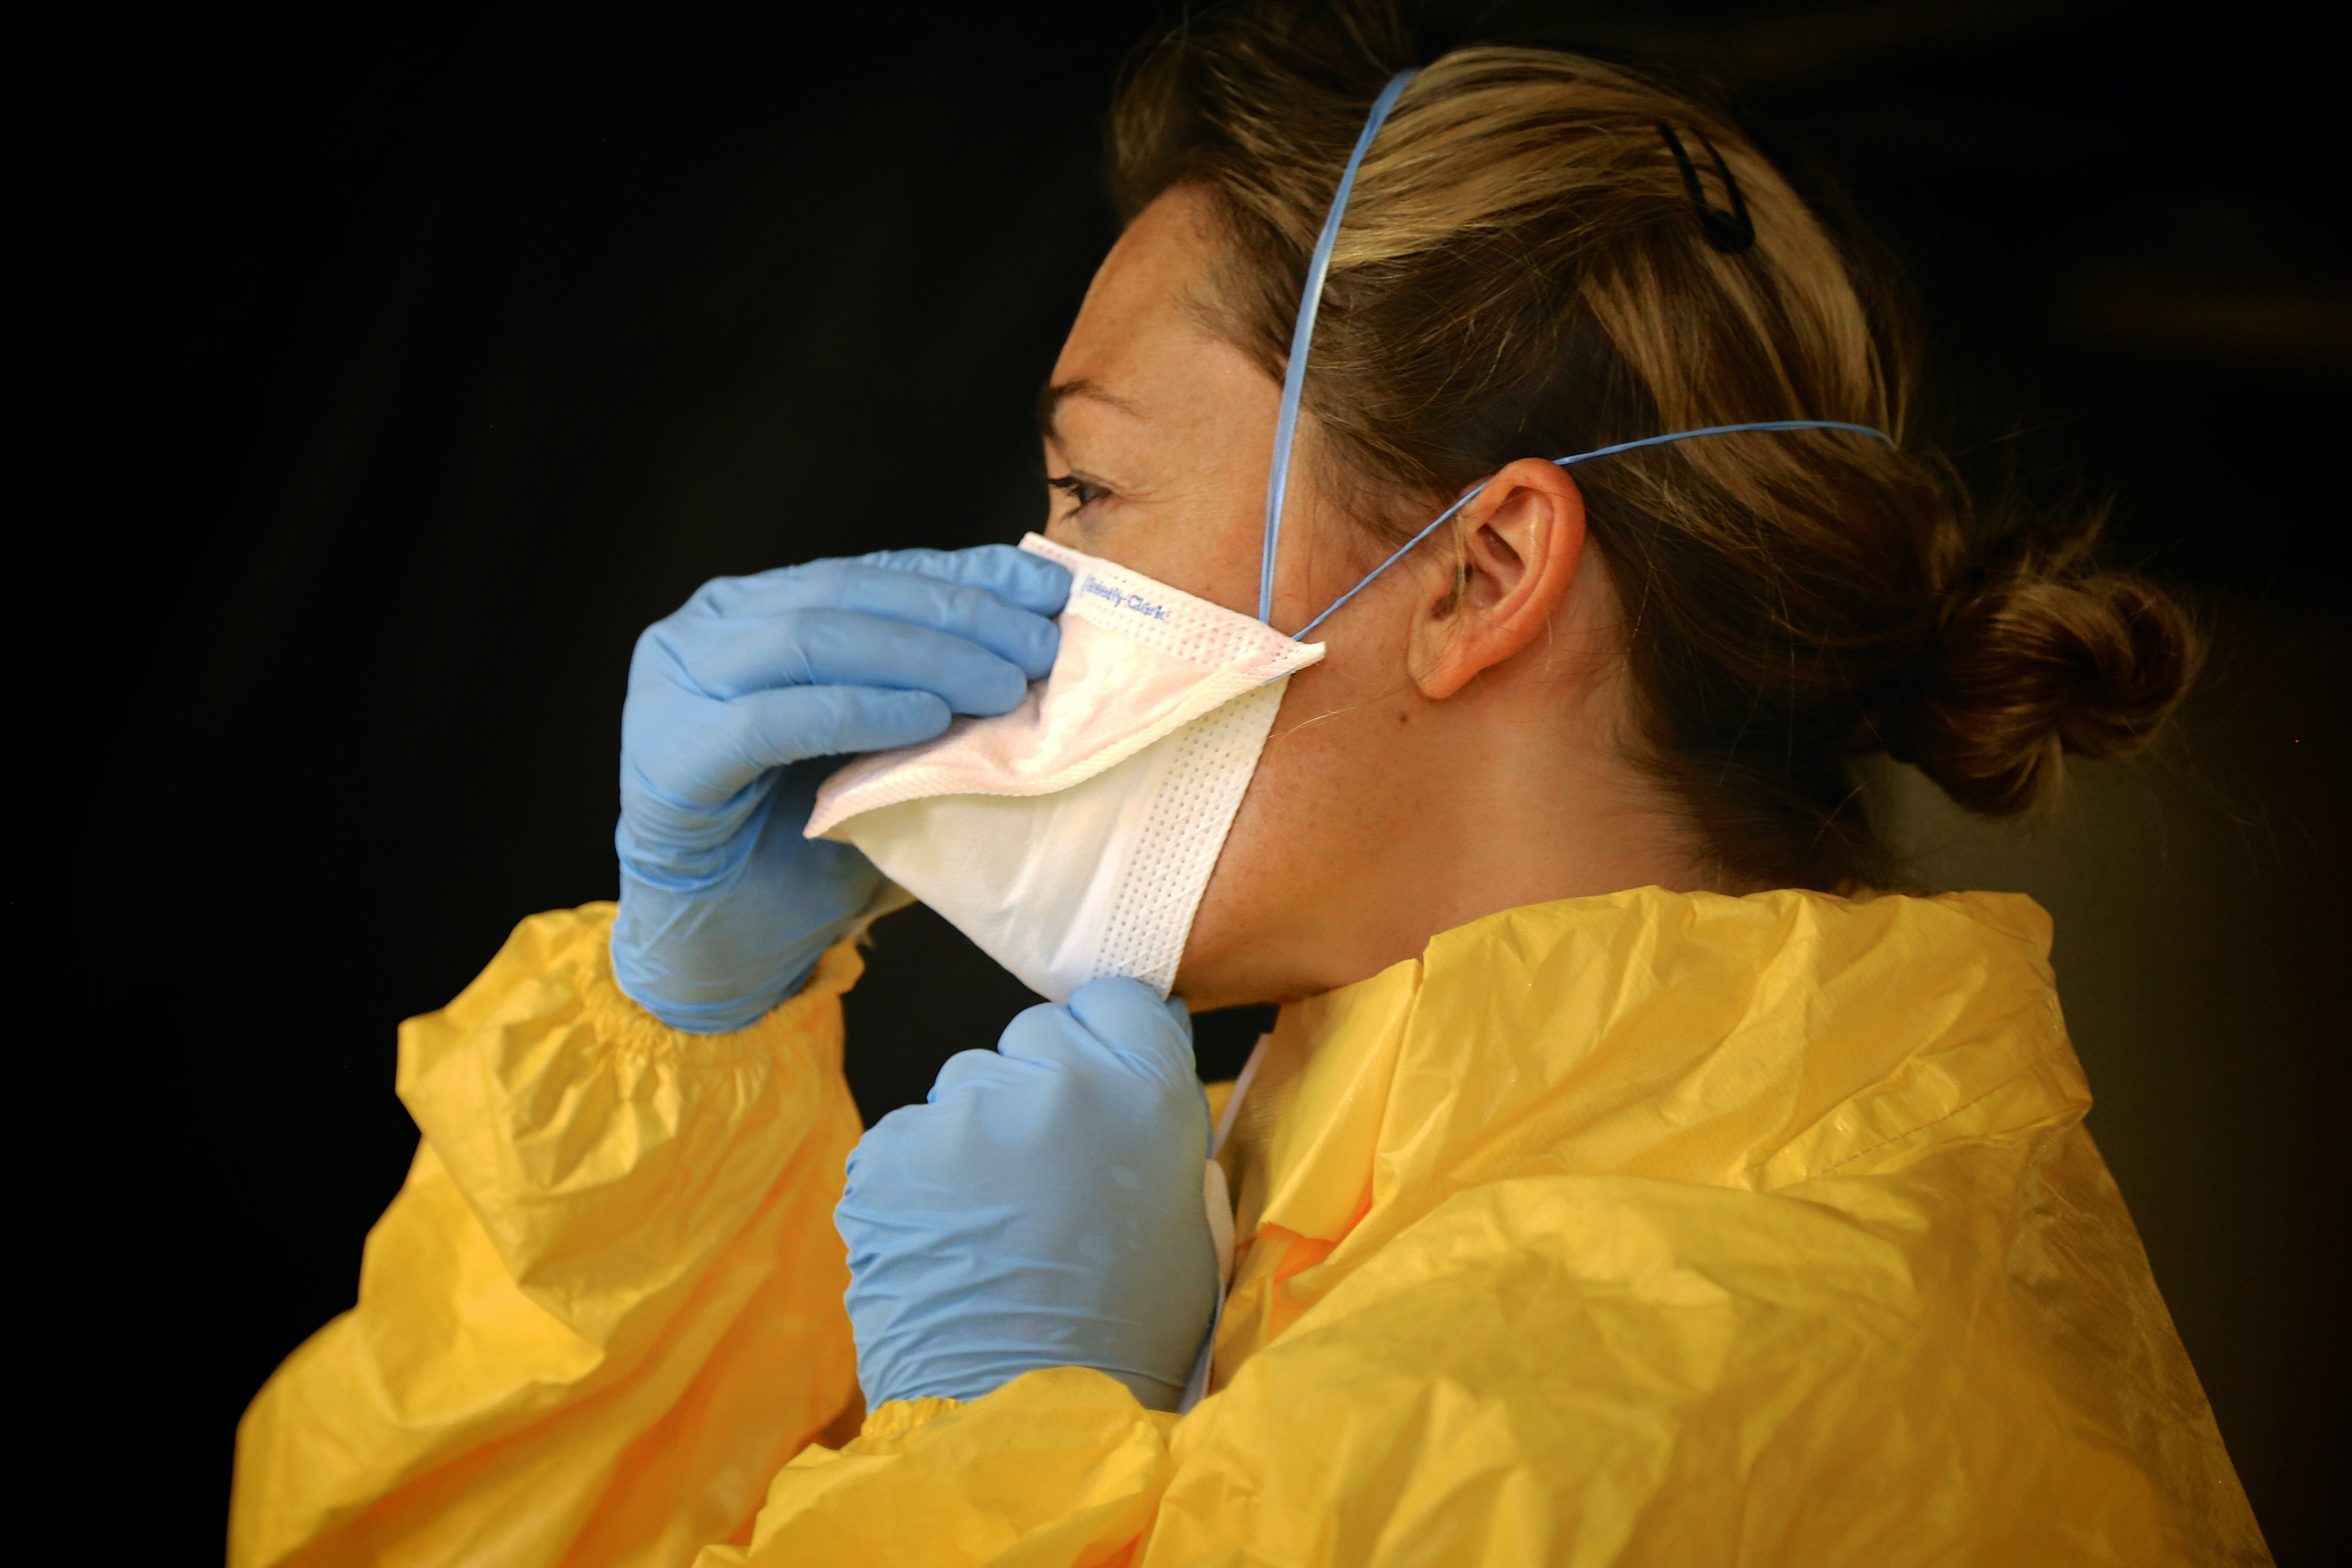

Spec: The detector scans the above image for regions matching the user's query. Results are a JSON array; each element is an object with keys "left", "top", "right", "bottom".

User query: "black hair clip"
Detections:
[{"left": 1655, "top": 120, "right": 1755, "bottom": 254}]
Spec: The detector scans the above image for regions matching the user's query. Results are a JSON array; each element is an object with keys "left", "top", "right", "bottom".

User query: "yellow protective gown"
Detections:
[{"left": 231, "top": 887, "right": 2267, "bottom": 1566}]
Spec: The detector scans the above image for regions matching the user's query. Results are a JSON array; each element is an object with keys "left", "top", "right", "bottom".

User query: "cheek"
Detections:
[
  {"left": 1079, "top": 447, "right": 1271, "bottom": 616},
  {"left": 1118, "top": 498, "right": 1265, "bottom": 618}
]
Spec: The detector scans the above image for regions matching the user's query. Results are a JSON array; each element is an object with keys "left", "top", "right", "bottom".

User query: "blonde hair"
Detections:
[{"left": 1112, "top": 1, "right": 2196, "bottom": 889}]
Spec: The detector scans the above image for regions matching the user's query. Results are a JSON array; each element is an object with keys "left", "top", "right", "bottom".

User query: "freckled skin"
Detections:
[{"left": 1041, "top": 190, "right": 1719, "bottom": 1011}]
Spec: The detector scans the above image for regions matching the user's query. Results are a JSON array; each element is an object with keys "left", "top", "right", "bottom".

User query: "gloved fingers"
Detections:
[
  {"left": 926, "top": 1046, "right": 1032, "bottom": 1103},
  {"left": 992, "top": 1000, "right": 1094, "bottom": 1072},
  {"left": 833, "top": 569, "right": 1060, "bottom": 679},
  {"left": 850, "top": 543, "right": 1073, "bottom": 619},
  {"left": 669, "top": 609, "right": 1037, "bottom": 716},
  {"left": 620, "top": 679, "right": 770, "bottom": 812},
  {"left": 710, "top": 564, "right": 1063, "bottom": 679},
  {"left": 720, "top": 685, "right": 952, "bottom": 776},
  {"left": 707, "top": 545, "right": 1066, "bottom": 618},
  {"left": 843, "top": 1105, "right": 931, "bottom": 1191},
  {"left": 996, "top": 980, "right": 1193, "bottom": 1082},
  {"left": 853, "top": 1053, "right": 1054, "bottom": 1172},
  {"left": 1066, "top": 976, "right": 1197, "bottom": 1082}
]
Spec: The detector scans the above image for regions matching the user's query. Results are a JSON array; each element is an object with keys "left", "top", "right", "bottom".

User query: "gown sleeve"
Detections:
[{"left": 230, "top": 903, "right": 868, "bottom": 1568}]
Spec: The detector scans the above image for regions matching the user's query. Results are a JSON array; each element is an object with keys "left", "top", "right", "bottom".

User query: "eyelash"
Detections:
[{"left": 1046, "top": 472, "right": 1111, "bottom": 512}]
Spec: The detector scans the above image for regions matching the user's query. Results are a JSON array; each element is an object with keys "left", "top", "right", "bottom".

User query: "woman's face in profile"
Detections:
[{"left": 1039, "top": 188, "right": 1444, "bottom": 1008}]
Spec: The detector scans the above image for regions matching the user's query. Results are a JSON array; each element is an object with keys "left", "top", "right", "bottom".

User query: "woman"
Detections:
[{"left": 230, "top": 6, "right": 2265, "bottom": 1564}]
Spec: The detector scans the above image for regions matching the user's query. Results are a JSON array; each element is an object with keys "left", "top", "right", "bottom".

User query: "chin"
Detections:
[
  {"left": 1177, "top": 852, "right": 1334, "bottom": 1009},
  {"left": 1173, "top": 924, "right": 1334, "bottom": 1014},
  {"left": 1170, "top": 937, "right": 1277, "bottom": 1014},
  {"left": 1168, "top": 965, "right": 1256, "bottom": 1016}
]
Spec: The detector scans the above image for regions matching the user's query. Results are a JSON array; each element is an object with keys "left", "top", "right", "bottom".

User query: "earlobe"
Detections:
[{"left": 1410, "top": 459, "right": 1586, "bottom": 700}]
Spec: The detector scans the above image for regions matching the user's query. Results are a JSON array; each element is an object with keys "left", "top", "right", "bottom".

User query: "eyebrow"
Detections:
[{"left": 1037, "top": 378, "right": 1148, "bottom": 441}]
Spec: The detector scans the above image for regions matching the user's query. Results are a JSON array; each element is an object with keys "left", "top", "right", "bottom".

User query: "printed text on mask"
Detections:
[{"left": 1081, "top": 574, "right": 1172, "bottom": 622}]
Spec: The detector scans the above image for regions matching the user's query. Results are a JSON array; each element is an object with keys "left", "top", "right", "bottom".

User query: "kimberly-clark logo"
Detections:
[{"left": 1080, "top": 574, "right": 1170, "bottom": 622}]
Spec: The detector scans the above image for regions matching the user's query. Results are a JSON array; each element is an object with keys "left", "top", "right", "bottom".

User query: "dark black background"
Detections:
[{"left": 16, "top": 1, "right": 2343, "bottom": 1559}]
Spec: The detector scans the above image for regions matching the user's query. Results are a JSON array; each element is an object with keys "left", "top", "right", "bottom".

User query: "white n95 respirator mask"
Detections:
[{"left": 805, "top": 534, "right": 1323, "bottom": 1002}]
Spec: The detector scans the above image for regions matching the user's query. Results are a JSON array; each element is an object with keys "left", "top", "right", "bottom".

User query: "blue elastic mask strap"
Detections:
[
  {"left": 1259, "top": 69, "right": 1419, "bottom": 626},
  {"left": 1291, "top": 420, "right": 1897, "bottom": 640}
]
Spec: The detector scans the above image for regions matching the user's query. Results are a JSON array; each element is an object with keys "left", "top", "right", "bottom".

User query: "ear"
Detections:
[{"left": 1408, "top": 457, "right": 1587, "bottom": 700}]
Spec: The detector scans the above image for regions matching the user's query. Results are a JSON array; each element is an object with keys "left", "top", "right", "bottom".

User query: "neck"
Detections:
[
  {"left": 1179, "top": 640, "right": 1711, "bottom": 1011},
  {"left": 1436, "top": 672, "right": 1712, "bottom": 895},
  {"left": 1340, "top": 659, "right": 1712, "bottom": 974}
]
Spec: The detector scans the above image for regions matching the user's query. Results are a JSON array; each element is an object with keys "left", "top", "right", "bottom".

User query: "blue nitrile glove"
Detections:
[
  {"left": 611, "top": 545, "right": 1069, "bottom": 1032},
  {"left": 837, "top": 977, "right": 1220, "bottom": 1412}
]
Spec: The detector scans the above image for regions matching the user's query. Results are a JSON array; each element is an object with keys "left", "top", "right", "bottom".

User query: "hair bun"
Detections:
[{"left": 1899, "top": 568, "right": 2199, "bottom": 816}]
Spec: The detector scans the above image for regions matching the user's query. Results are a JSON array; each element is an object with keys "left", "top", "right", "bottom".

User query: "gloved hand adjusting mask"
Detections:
[{"left": 810, "top": 70, "right": 1893, "bottom": 1002}]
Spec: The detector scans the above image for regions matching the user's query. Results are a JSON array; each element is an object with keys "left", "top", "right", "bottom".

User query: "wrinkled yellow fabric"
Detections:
[
  {"left": 232, "top": 905, "right": 867, "bottom": 1568},
  {"left": 232, "top": 888, "right": 2267, "bottom": 1568}
]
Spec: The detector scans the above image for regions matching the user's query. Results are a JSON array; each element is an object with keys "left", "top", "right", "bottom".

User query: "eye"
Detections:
[{"left": 1046, "top": 472, "right": 1112, "bottom": 513}]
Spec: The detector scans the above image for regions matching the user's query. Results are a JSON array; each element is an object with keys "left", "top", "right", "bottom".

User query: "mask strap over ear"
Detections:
[
  {"left": 1259, "top": 69, "right": 1418, "bottom": 625},
  {"left": 1291, "top": 420, "right": 1897, "bottom": 640}
]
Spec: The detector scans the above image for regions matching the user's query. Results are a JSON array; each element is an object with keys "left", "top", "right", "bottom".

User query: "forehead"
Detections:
[{"left": 1048, "top": 189, "right": 1250, "bottom": 424}]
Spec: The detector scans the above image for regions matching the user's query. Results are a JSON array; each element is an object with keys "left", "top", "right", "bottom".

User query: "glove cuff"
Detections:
[
  {"left": 595, "top": 909, "right": 867, "bottom": 1043},
  {"left": 609, "top": 918, "right": 821, "bottom": 1034}
]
